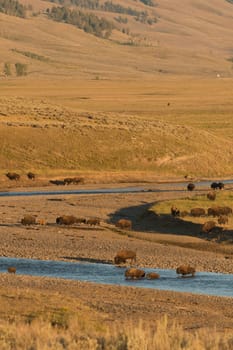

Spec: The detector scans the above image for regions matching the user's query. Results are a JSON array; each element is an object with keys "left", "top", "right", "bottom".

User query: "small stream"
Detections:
[
  {"left": 0, "top": 257, "right": 232, "bottom": 297},
  {"left": 0, "top": 179, "right": 233, "bottom": 197}
]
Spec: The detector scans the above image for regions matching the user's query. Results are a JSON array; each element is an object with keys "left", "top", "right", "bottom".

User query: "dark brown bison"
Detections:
[
  {"left": 202, "top": 221, "right": 216, "bottom": 233},
  {"left": 208, "top": 206, "right": 232, "bottom": 217},
  {"left": 146, "top": 272, "right": 160, "bottom": 279},
  {"left": 187, "top": 183, "right": 195, "bottom": 191},
  {"left": 171, "top": 205, "right": 180, "bottom": 217},
  {"left": 114, "top": 250, "right": 136, "bottom": 265},
  {"left": 75, "top": 217, "right": 86, "bottom": 224},
  {"left": 115, "top": 219, "right": 132, "bottom": 230},
  {"left": 50, "top": 180, "right": 65, "bottom": 186},
  {"left": 6, "top": 172, "right": 20, "bottom": 181},
  {"left": 64, "top": 177, "right": 84, "bottom": 185},
  {"left": 86, "top": 218, "right": 100, "bottom": 226},
  {"left": 56, "top": 215, "right": 77, "bottom": 225},
  {"left": 207, "top": 192, "right": 216, "bottom": 201},
  {"left": 211, "top": 182, "right": 224, "bottom": 190},
  {"left": 190, "top": 208, "right": 206, "bottom": 217},
  {"left": 125, "top": 268, "right": 145, "bottom": 280},
  {"left": 7, "top": 266, "right": 16, "bottom": 274},
  {"left": 176, "top": 265, "right": 196, "bottom": 277},
  {"left": 180, "top": 210, "right": 189, "bottom": 217},
  {"left": 27, "top": 172, "right": 35, "bottom": 180},
  {"left": 21, "top": 215, "right": 36, "bottom": 225},
  {"left": 218, "top": 215, "right": 228, "bottom": 225}
]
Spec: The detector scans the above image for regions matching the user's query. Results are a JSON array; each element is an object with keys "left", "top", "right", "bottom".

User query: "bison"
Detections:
[
  {"left": 176, "top": 265, "right": 196, "bottom": 277},
  {"left": 202, "top": 221, "right": 216, "bottom": 233},
  {"left": 75, "top": 217, "right": 86, "bottom": 224},
  {"left": 211, "top": 182, "right": 224, "bottom": 190},
  {"left": 56, "top": 215, "right": 77, "bottom": 225},
  {"left": 146, "top": 272, "right": 160, "bottom": 279},
  {"left": 208, "top": 206, "right": 232, "bottom": 217},
  {"left": 6, "top": 172, "right": 20, "bottom": 181},
  {"left": 50, "top": 180, "right": 65, "bottom": 186},
  {"left": 114, "top": 250, "right": 136, "bottom": 265},
  {"left": 115, "top": 219, "right": 132, "bottom": 230},
  {"left": 187, "top": 183, "right": 195, "bottom": 191},
  {"left": 171, "top": 205, "right": 180, "bottom": 217},
  {"left": 27, "top": 172, "right": 36, "bottom": 180},
  {"left": 207, "top": 192, "right": 216, "bottom": 201},
  {"left": 218, "top": 215, "right": 228, "bottom": 225},
  {"left": 7, "top": 266, "right": 16, "bottom": 274},
  {"left": 21, "top": 215, "right": 36, "bottom": 225},
  {"left": 190, "top": 208, "right": 206, "bottom": 217},
  {"left": 64, "top": 177, "right": 84, "bottom": 185},
  {"left": 125, "top": 268, "right": 145, "bottom": 280},
  {"left": 86, "top": 218, "right": 100, "bottom": 226}
]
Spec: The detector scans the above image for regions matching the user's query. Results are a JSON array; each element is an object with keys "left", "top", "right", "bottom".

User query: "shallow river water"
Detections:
[{"left": 0, "top": 257, "right": 232, "bottom": 297}]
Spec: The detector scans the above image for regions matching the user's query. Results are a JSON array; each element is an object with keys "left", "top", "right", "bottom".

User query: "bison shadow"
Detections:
[
  {"left": 108, "top": 202, "right": 233, "bottom": 242},
  {"left": 61, "top": 256, "right": 112, "bottom": 265}
]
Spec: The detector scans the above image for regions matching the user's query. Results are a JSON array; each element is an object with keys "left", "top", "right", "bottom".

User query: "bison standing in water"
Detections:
[
  {"left": 146, "top": 272, "right": 160, "bottom": 279},
  {"left": 7, "top": 266, "right": 16, "bottom": 274},
  {"left": 114, "top": 250, "right": 136, "bottom": 265},
  {"left": 211, "top": 182, "right": 224, "bottom": 190},
  {"left": 176, "top": 265, "right": 196, "bottom": 277},
  {"left": 125, "top": 268, "right": 145, "bottom": 280},
  {"left": 187, "top": 183, "right": 195, "bottom": 191}
]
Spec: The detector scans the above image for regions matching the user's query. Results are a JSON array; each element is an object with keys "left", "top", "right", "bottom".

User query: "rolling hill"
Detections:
[
  {"left": 0, "top": 0, "right": 233, "bottom": 179},
  {"left": 0, "top": 0, "right": 232, "bottom": 79}
]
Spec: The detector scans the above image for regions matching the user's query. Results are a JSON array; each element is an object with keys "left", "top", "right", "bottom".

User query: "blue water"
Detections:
[
  {"left": 0, "top": 179, "right": 233, "bottom": 197},
  {"left": 1, "top": 257, "right": 232, "bottom": 297}
]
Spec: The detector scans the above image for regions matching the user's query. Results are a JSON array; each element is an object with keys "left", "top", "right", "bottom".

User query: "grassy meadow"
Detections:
[
  {"left": 0, "top": 285, "right": 232, "bottom": 350},
  {"left": 1, "top": 77, "right": 233, "bottom": 179}
]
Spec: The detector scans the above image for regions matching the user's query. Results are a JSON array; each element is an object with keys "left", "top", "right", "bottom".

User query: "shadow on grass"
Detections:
[{"left": 108, "top": 202, "right": 233, "bottom": 244}]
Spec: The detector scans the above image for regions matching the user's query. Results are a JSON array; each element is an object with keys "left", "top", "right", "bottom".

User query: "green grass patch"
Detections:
[{"left": 151, "top": 191, "right": 233, "bottom": 226}]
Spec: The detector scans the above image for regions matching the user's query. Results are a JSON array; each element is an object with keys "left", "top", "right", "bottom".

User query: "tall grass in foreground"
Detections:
[{"left": 0, "top": 316, "right": 232, "bottom": 350}]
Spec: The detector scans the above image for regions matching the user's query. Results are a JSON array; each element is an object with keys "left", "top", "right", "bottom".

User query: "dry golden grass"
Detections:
[
  {"left": 0, "top": 282, "right": 232, "bottom": 349},
  {"left": 0, "top": 313, "right": 232, "bottom": 349},
  {"left": 0, "top": 77, "right": 233, "bottom": 178}
]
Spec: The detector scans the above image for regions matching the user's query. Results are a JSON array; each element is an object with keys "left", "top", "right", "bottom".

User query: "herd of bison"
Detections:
[{"left": 4, "top": 175, "right": 232, "bottom": 280}]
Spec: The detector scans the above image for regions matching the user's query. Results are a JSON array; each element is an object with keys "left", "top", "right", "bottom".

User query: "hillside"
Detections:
[
  {"left": 0, "top": 0, "right": 232, "bottom": 78},
  {"left": 0, "top": 0, "right": 233, "bottom": 178}
]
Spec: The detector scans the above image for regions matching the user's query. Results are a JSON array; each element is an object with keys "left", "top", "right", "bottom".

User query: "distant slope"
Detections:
[{"left": 0, "top": 0, "right": 232, "bottom": 78}]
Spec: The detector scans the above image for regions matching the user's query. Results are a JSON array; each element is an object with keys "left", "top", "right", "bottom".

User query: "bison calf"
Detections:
[
  {"left": 125, "top": 268, "right": 145, "bottom": 280},
  {"left": 7, "top": 266, "right": 16, "bottom": 274},
  {"left": 146, "top": 272, "right": 160, "bottom": 279}
]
